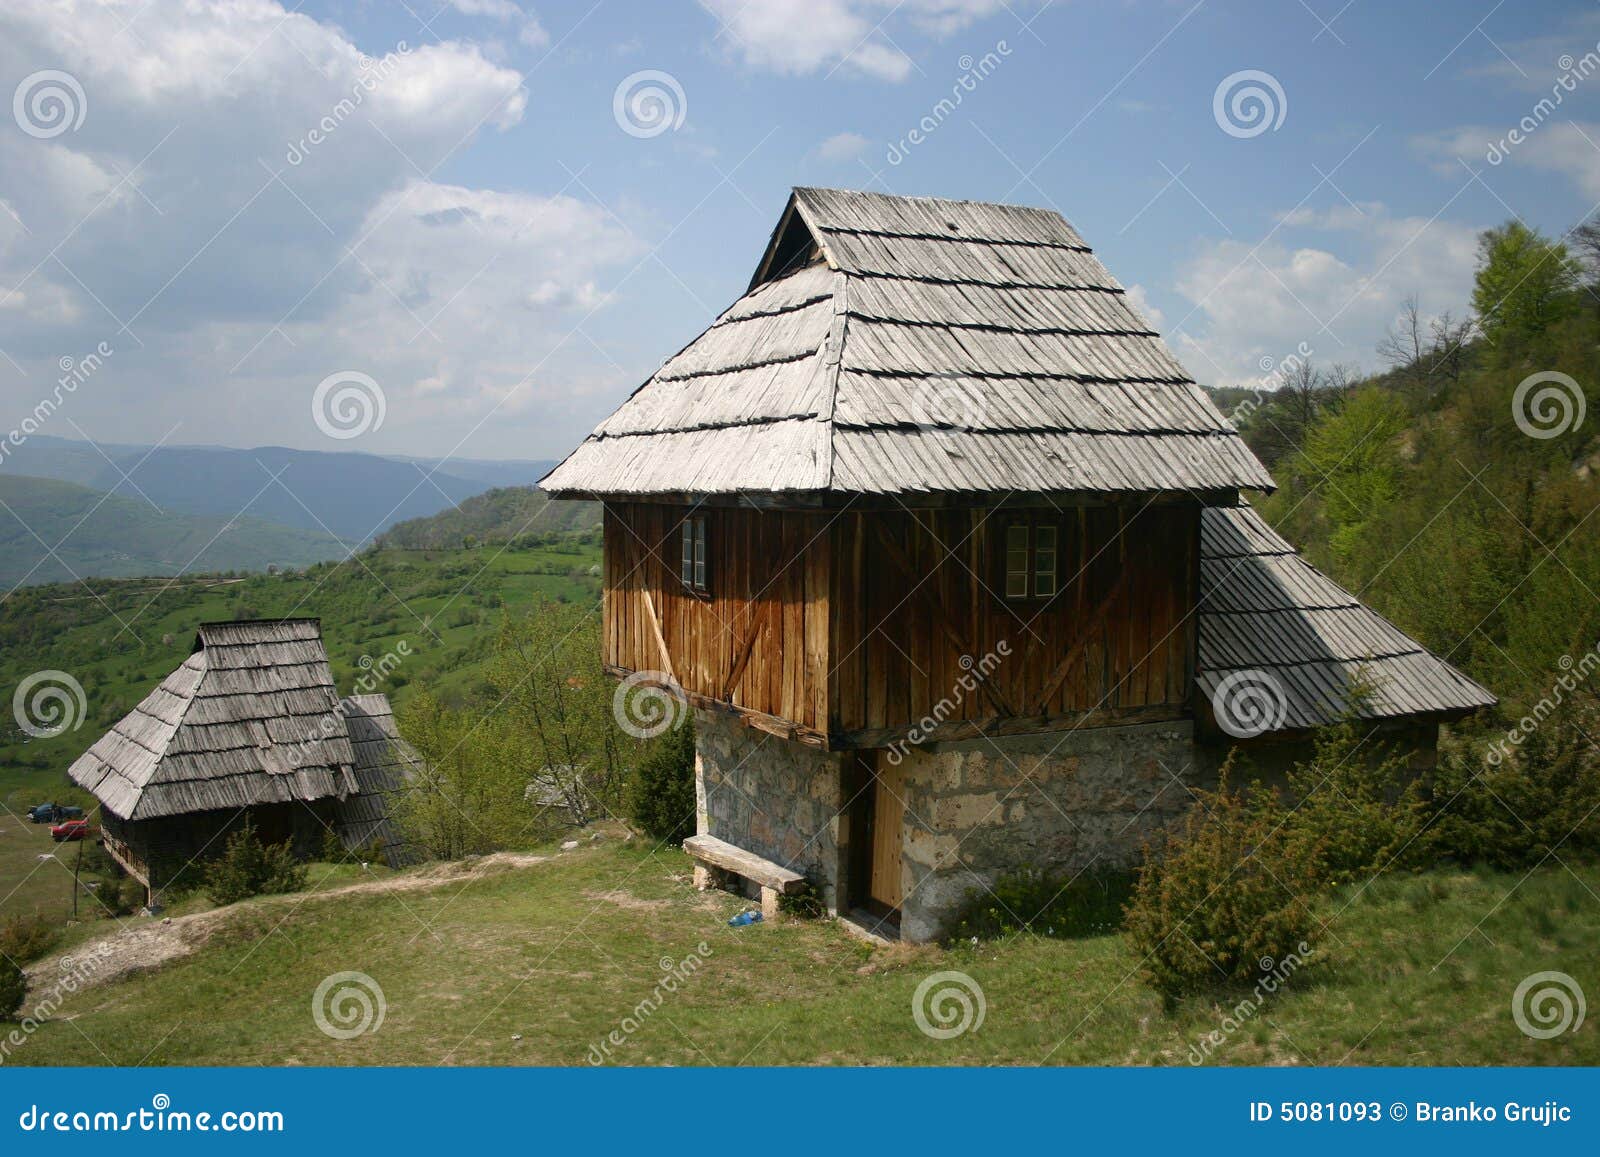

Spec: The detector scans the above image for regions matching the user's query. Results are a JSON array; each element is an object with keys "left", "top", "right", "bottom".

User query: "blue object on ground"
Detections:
[{"left": 728, "top": 909, "right": 763, "bottom": 927}]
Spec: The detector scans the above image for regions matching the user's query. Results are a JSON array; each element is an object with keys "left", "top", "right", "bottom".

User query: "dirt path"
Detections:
[{"left": 24, "top": 851, "right": 552, "bottom": 997}]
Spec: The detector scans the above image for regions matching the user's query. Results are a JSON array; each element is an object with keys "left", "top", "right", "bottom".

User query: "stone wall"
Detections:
[
  {"left": 694, "top": 709, "right": 1441, "bottom": 944},
  {"left": 693, "top": 708, "right": 850, "bottom": 912},
  {"left": 893, "top": 720, "right": 1203, "bottom": 942}
]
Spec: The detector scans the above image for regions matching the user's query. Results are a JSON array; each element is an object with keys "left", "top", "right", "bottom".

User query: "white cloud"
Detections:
[
  {"left": 699, "top": 0, "right": 1016, "bottom": 82},
  {"left": 1415, "top": 122, "right": 1600, "bottom": 201},
  {"left": 1165, "top": 204, "right": 1480, "bottom": 386},
  {"left": 816, "top": 131, "right": 870, "bottom": 162},
  {"left": 0, "top": 0, "right": 641, "bottom": 458},
  {"left": 445, "top": 0, "right": 550, "bottom": 50}
]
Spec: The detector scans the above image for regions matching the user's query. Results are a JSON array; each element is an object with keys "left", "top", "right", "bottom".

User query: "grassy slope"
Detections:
[
  {"left": 0, "top": 474, "right": 349, "bottom": 587},
  {"left": 0, "top": 538, "right": 601, "bottom": 922},
  {"left": 7, "top": 840, "right": 1596, "bottom": 1066}
]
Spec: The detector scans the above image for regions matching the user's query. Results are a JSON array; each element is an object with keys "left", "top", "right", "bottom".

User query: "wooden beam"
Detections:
[
  {"left": 640, "top": 581, "right": 675, "bottom": 682},
  {"left": 871, "top": 520, "right": 1016, "bottom": 717},
  {"left": 834, "top": 703, "right": 1185, "bottom": 751},
  {"left": 721, "top": 599, "right": 773, "bottom": 700},
  {"left": 604, "top": 665, "right": 829, "bottom": 748}
]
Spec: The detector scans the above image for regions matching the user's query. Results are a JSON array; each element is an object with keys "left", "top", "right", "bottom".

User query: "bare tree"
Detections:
[
  {"left": 1377, "top": 295, "right": 1427, "bottom": 392},
  {"left": 1426, "top": 310, "right": 1475, "bottom": 391}
]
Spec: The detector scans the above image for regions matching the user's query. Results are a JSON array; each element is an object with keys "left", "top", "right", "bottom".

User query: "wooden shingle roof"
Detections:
[
  {"left": 67, "top": 619, "right": 360, "bottom": 821},
  {"left": 333, "top": 693, "right": 420, "bottom": 867},
  {"left": 541, "top": 187, "right": 1275, "bottom": 500},
  {"left": 1198, "top": 504, "right": 1496, "bottom": 731}
]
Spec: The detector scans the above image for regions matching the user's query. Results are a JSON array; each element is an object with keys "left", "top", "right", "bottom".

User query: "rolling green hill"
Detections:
[
  {"left": 374, "top": 485, "right": 600, "bottom": 549},
  {"left": 0, "top": 473, "right": 349, "bottom": 588}
]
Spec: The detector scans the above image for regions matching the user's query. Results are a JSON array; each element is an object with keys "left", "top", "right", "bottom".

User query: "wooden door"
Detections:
[{"left": 869, "top": 761, "right": 906, "bottom": 910}]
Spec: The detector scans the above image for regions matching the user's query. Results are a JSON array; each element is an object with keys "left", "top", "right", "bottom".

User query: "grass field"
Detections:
[
  {"left": 0, "top": 538, "right": 602, "bottom": 924},
  {"left": 6, "top": 838, "right": 1596, "bottom": 1067}
]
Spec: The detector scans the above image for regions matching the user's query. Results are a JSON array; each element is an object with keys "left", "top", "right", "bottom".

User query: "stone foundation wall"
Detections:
[
  {"left": 694, "top": 710, "right": 1441, "bottom": 944},
  {"left": 893, "top": 720, "right": 1203, "bottom": 942},
  {"left": 693, "top": 708, "right": 850, "bottom": 912}
]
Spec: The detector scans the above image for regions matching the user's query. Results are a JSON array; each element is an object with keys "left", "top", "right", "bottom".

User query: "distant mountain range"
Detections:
[
  {"left": 0, "top": 436, "right": 564, "bottom": 586},
  {"left": 0, "top": 474, "right": 348, "bottom": 587},
  {"left": 0, "top": 436, "right": 556, "bottom": 542}
]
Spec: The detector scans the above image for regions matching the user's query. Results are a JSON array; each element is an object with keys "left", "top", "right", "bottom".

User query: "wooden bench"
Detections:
[{"left": 683, "top": 834, "right": 805, "bottom": 920}]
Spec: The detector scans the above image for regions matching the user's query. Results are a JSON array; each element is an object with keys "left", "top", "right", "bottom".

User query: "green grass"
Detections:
[
  {"left": 6, "top": 841, "right": 1596, "bottom": 1066},
  {"left": 0, "top": 538, "right": 601, "bottom": 923}
]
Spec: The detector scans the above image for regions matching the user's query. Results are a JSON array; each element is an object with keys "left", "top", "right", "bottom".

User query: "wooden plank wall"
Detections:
[
  {"left": 828, "top": 502, "right": 1197, "bottom": 738},
  {"left": 603, "top": 503, "right": 831, "bottom": 734}
]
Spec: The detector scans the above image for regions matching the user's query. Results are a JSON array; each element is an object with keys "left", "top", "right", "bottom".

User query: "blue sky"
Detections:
[{"left": 2, "top": 0, "right": 1598, "bottom": 462}]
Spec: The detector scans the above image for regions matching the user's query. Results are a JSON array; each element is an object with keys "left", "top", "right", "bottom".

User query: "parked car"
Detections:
[
  {"left": 50, "top": 819, "right": 91, "bottom": 842},
  {"left": 27, "top": 803, "right": 83, "bottom": 824}
]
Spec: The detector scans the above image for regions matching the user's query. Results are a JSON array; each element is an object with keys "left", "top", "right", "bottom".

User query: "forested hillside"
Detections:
[
  {"left": 375, "top": 486, "right": 601, "bottom": 549},
  {"left": 1215, "top": 219, "right": 1600, "bottom": 718}
]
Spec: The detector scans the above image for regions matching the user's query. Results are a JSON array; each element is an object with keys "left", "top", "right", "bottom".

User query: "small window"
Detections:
[
  {"left": 1034, "top": 525, "right": 1057, "bottom": 598},
  {"left": 680, "top": 516, "right": 708, "bottom": 593},
  {"left": 1005, "top": 525, "right": 1029, "bottom": 598},
  {"left": 1001, "top": 518, "right": 1062, "bottom": 600}
]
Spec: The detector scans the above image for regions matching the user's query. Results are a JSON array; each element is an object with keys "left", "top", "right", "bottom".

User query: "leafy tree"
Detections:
[{"left": 1471, "top": 221, "right": 1580, "bottom": 353}]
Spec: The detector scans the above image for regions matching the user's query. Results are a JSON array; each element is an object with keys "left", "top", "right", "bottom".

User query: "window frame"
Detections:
[
  {"left": 679, "top": 515, "right": 709, "bottom": 595},
  {"left": 998, "top": 515, "right": 1065, "bottom": 602}
]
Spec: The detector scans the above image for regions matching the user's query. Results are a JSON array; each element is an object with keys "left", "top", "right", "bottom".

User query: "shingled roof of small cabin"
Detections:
[
  {"left": 67, "top": 619, "right": 360, "bottom": 821},
  {"left": 540, "top": 187, "right": 1275, "bottom": 500},
  {"left": 1197, "top": 503, "right": 1496, "bottom": 731}
]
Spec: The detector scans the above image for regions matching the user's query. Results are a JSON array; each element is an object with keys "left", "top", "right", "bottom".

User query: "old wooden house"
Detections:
[
  {"left": 67, "top": 619, "right": 415, "bottom": 901},
  {"left": 541, "top": 187, "right": 1494, "bottom": 940}
]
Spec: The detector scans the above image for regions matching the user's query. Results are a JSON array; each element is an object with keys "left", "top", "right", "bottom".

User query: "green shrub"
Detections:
[
  {"left": 0, "top": 958, "right": 23, "bottom": 1021},
  {"left": 778, "top": 879, "right": 826, "bottom": 919},
  {"left": 1424, "top": 708, "right": 1600, "bottom": 869},
  {"left": 1124, "top": 760, "right": 1321, "bottom": 1005},
  {"left": 0, "top": 915, "right": 59, "bottom": 965},
  {"left": 1281, "top": 720, "right": 1428, "bottom": 885},
  {"left": 947, "top": 865, "right": 1135, "bottom": 942},
  {"left": 204, "top": 820, "right": 308, "bottom": 906},
  {"left": 628, "top": 718, "right": 696, "bottom": 845},
  {"left": 101, "top": 875, "right": 147, "bottom": 917}
]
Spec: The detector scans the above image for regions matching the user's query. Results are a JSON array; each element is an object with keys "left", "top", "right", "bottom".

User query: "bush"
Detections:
[
  {"left": 204, "top": 820, "right": 308, "bottom": 906},
  {"left": 100, "top": 875, "right": 147, "bottom": 917},
  {"left": 1424, "top": 708, "right": 1600, "bottom": 869},
  {"left": 0, "top": 915, "right": 59, "bottom": 965},
  {"left": 1281, "top": 720, "right": 1428, "bottom": 885},
  {"left": 628, "top": 718, "right": 696, "bottom": 845},
  {"left": 0, "top": 958, "right": 23, "bottom": 1021},
  {"left": 1124, "top": 760, "right": 1322, "bottom": 1005},
  {"left": 947, "top": 865, "right": 1135, "bottom": 942}
]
